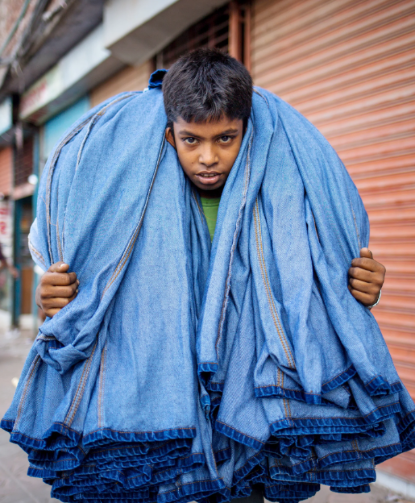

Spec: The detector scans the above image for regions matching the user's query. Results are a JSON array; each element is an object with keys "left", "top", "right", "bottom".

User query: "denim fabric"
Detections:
[{"left": 2, "top": 71, "right": 415, "bottom": 503}]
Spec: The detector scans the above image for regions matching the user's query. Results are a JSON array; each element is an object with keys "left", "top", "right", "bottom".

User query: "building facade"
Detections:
[{"left": 0, "top": 0, "right": 413, "bottom": 488}]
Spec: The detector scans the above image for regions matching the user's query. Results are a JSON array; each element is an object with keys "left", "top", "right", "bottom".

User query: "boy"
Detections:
[
  {"left": 36, "top": 49, "right": 385, "bottom": 315},
  {"left": 9, "top": 48, "right": 411, "bottom": 503}
]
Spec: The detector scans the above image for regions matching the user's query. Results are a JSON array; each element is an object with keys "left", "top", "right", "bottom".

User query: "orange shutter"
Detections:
[
  {"left": 251, "top": 0, "right": 415, "bottom": 482},
  {"left": 0, "top": 147, "right": 13, "bottom": 196}
]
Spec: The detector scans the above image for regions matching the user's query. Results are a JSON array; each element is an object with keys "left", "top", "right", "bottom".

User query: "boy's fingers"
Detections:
[
  {"left": 67, "top": 272, "right": 78, "bottom": 285},
  {"left": 48, "top": 262, "right": 69, "bottom": 273},
  {"left": 45, "top": 308, "right": 61, "bottom": 317},
  {"left": 43, "top": 297, "right": 71, "bottom": 309},
  {"left": 42, "top": 284, "right": 78, "bottom": 299},
  {"left": 349, "top": 277, "right": 378, "bottom": 295},
  {"left": 351, "top": 257, "right": 379, "bottom": 272},
  {"left": 360, "top": 248, "right": 373, "bottom": 259},
  {"left": 348, "top": 267, "right": 373, "bottom": 283},
  {"left": 68, "top": 291, "right": 78, "bottom": 303},
  {"left": 348, "top": 285, "right": 374, "bottom": 305},
  {"left": 43, "top": 271, "right": 77, "bottom": 286}
]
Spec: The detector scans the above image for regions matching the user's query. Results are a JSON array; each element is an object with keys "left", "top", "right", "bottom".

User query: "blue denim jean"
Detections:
[{"left": 2, "top": 72, "right": 415, "bottom": 502}]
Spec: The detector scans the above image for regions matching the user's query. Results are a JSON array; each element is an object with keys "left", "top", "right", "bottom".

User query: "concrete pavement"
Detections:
[{"left": 0, "top": 321, "right": 413, "bottom": 503}]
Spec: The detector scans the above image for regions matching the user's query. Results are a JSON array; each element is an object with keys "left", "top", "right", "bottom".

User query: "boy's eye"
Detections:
[
  {"left": 183, "top": 137, "right": 198, "bottom": 145},
  {"left": 219, "top": 136, "right": 233, "bottom": 143}
]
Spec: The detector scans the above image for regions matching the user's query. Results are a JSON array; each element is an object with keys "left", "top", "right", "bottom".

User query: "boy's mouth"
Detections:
[{"left": 196, "top": 171, "right": 221, "bottom": 185}]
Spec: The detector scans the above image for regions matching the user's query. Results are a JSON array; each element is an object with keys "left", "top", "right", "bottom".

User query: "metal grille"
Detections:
[
  {"left": 156, "top": 5, "right": 230, "bottom": 69},
  {"left": 14, "top": 135, "right": 33, "bottom": 187}
]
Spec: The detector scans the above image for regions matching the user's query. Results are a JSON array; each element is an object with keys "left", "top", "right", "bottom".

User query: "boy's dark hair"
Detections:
[{"left": 162, "top": 48, "right": 253, "bottom": 126}]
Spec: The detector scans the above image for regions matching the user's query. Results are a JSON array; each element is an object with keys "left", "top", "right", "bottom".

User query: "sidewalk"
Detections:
[
  {"left": 0, "top": 324, "right": 413, "bottom": 503},
  {"left": 0, "top": 323, "right": 60, "bottom": 502}
]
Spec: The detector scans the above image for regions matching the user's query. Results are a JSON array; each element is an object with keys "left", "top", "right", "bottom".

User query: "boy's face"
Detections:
[{"left": 165, "top": 115, "right": 244, "bottom": 193}]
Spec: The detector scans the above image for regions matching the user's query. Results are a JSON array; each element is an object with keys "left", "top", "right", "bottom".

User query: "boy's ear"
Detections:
[{"left": 165, "top": 127, "right": 176, "bottom": 149}]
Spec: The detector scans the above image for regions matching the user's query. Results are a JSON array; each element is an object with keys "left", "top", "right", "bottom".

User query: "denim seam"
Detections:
[
  {"left": 257, "top": 199, "right": 294, "bottom": 367},
  {"left": 253, "top": 88, "right": 270, "bottom": 108},
  {"left": 43, "top": 89, "right": 134, "bottom": 263},
  {"left": 345, "top": 175, "right": 361, "bottom": 249},
  {"left": 91, "top": 441, "right": 166, "bottom": 455},
  {"left": 46, "top": 120, "right": 90, "bottom": 262},
  {"left": 15, "top": 355, "right": 41, "bottom": 428},
  {"left": 253, "top": 199, "right": 295, "bottom": 369},
  {"left": 323, "top": 365, "right": 353, "bottom": 386},
  {"left": 234, "top": 451, "right": 263, "bottom": 476},
  {"left": 161, "top": 477, "right": 223, "bottom": 495},
  {"left": 210, "top": 443, "right": 219, "bottom": 473},
  {"left": 256, "top": 385, "right": 330, "bottom": 396},
  {"left": 318, "top": 441, "right": 401, "bottom": 463},
  {"left": 101, "top": 138, "right": 166, "bottom": 298},
  {"left": 28, "top": 240, "right": 47, "bottom": 269},
  {"left": 215, "top": 420, "right": 265, "bottom": 445},
  {"left": 83, "top": 426, "right": 196, "bottom": 438},
  {"left": 124, "top": 453, "right": 203, "bottom": 481},
  {"left": 366, "top": 376, "right": 399, "bottom": 387},
  {"left": 255, "top": 383, "right": 353, "bottom": 401},
  {"left": 36, "top": 335, "right": 56, "bottom": 341},
  {"left": 65, "top": 340, "right": 98, "bottom": 427},
  {"left": 56, "top": 189, "right": 64, "bottom": 262},
  {"left": 191, "top": 190, "right": 204, "bottom": 223},
  {"left": 365, "top": 376, "right": 401, "bottom": 389},
  {"left": 11, "top": 420, "right": 80, "bottom": 440},
  {"left": 321, "top": 365, "right": 356, "bottom": 393},
  {"left": 282, "top": 373, "right": 291, "bottom": 421},
  {"left": 61, "top": 95, "right": 136, "bottom": 256},
  {"left": 215, "top": 128, "right": 253, "bottom": 360},
  {"left": 270, "top": 401, "right": 399, "bottom": 424},
  {"left": 98, "top": 343, "right": 107, "bottom": 428}
]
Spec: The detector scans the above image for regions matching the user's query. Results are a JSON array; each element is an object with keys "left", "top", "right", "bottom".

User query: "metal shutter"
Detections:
[
  {"left": 0, "top": 146, "right": 12, "bottom": 196},
  {"left": 155, "top": 5, "right": 230, "bottom": 69},
  {"left": 251, "top": 0, "right": 415, "bottom": 481}
]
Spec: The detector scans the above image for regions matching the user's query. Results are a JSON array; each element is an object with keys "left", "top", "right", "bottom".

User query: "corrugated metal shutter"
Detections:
[
  {"left": 156, "top": 5, "right": 230, "bottom": 68},
  {"left": 251, "top": 0, "right": 415, "bottom": 482},
  {"left": 90, "top": 61, "right": 153, "bottom": 109},
  {"left": 14, "top": 135, "right": 33, "bottom": 188},
  {"left": 0, "top": 146, "right": 12, "bottom": 196}
]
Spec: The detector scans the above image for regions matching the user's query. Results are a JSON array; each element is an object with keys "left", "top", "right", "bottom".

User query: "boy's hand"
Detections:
[
  {"left": 36, "top": 262, "right": 78, "bottom": 318},
  {"left": 348, "top": 248, "right": 385, "bottom": 308}
]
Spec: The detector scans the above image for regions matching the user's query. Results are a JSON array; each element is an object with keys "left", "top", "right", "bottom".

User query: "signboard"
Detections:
[
  {"left": 0, "top": 98, "right": 12, "bottom": 137},
  {"left": 0, "top": 200, "right": 12, "bottom": 259},
  {"left": 20, "top": 26, "right": 109, "bottom": 122},
  {"left": 20, "top": 65, "right": 63, "bottom": 120}
]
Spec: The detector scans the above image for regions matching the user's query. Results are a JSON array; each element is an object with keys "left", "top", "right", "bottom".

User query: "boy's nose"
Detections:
[{"left": 199, "top": 147, "right": 218, "bottom": 167}]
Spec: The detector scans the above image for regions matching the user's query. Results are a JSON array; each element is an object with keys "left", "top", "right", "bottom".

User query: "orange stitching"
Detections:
[
  {"left": 98, "top": 343, "right": 107, "bottom": 428},
  {"left": 15, "top": 355, "right": 41, "bottom": 427},
  {"left": 28, "top": 241, "right": 47, "bottom": 268},
  {"left": 256, "top": 200, "right": 295, "bottom": 368},
  {"left": 65, "top": 341, "right": 98, "bottom": 426},
  {"left": 192, "top": 190, "right": 204, "bottom": 221},
  {"left": 215, "top": 130, "right": 253, "bottom": 358},
  {"left": 253, "top": 200, "right": 295, "bottom": 368}
]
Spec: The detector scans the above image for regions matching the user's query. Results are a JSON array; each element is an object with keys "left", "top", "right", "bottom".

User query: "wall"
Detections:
[{"left": 90, "top": 61, "right": 153, "bottom": 108}]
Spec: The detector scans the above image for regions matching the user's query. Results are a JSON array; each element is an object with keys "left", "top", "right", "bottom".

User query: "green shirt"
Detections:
[{"left": 200, "top": 197, "right": 221, "bottom": 242}]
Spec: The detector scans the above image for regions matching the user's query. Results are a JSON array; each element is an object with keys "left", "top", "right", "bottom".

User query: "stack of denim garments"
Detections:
[{"left": 2, "top": 73, "right": 415, "bottom": 503}]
